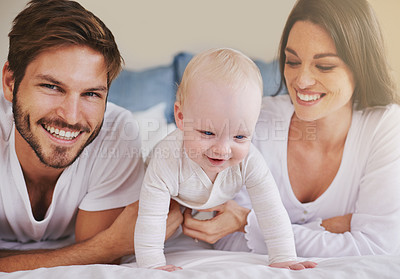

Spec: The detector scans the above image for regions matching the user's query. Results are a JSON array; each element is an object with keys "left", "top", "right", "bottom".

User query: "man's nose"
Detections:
[{"left": 56, "top": 93, "right": 82, "bottom": 125}]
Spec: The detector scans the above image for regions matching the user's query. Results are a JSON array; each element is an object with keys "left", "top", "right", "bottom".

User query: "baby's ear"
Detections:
[
  {"left": 2, "top": 62, "right": 15, "bottom": 102},
  {"left": 174, "top": 102, "right": 184, "bottom": 130}
]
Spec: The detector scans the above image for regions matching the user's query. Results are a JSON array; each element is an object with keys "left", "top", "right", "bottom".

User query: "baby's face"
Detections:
[{"left": 175, "top": 77, "right": 262, "bottom": 182}]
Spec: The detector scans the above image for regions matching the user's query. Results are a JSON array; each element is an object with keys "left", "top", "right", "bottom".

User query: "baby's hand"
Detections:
[
  {"left": 269, "top": 261, "right": 317, "bottom": 270},
  {"left": 155, "top": 264, "right": 182, "bottom": 272}
]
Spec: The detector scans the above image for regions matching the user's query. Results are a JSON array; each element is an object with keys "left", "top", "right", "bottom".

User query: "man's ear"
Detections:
[
  {"left": 174, "top": 101, "right": 184, "bottom": 131},
  {"left": 2, "top": 62, "right": 15, "bottom": 102}
]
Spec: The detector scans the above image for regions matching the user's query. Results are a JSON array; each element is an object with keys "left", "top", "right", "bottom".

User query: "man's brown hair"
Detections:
[{"left": 7, "top": 0, "right": 123, "bottom": 93}]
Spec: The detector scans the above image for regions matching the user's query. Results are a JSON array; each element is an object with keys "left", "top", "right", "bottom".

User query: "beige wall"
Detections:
[
  {"left": 0, "top": 0, "right": 296, "bottom": 70},
  {"left": 0, "top": 0, "right": 398, "bottom": 85},
  {"left": 369, "top": 0, "right": 400, "bottom": 85}
]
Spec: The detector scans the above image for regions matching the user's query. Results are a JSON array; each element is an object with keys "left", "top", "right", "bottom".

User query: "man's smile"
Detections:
[{"left": 43, "top": 124, "right": 81, "bottom": 141}]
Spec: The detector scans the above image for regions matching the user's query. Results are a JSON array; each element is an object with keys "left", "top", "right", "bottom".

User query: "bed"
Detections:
[
  {"left": 3, "top": 52, "right": 399, "bottom": 278},
  {"left": 3, "top": 235, "right": 400, "bottom": 278}
]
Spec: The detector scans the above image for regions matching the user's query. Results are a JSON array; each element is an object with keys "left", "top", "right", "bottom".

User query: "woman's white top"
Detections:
[{"left": 217, "top": 94, "right": 400, "bottom": 257}]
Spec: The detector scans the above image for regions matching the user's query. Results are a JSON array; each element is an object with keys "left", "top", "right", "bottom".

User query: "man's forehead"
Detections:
[{"left": 25, "top": 45, "right": 108, "bottom": 88}]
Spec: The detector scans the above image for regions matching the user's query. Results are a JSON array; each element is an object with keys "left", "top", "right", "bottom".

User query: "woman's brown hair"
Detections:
[{"left": 277, "top": 0, "right": 399, "bottom": 108}]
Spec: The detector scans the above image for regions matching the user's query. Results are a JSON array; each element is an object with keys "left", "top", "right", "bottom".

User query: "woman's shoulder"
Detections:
[
  {"left": 352, "top": 104, "right": 400, "bottom": 142},
  {"left": 356, "top": 104, "right": 400, "bottom": 129}
]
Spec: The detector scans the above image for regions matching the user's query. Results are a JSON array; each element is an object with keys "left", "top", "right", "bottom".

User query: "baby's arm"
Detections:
[
  {"left": 155, "top": 265, "right": 183, "bottom": 272},
  {"left": 134, "top": 183, "right": 171, "bottom": 268},
  {"left": 269, "top": 261, "right": 317, "bottom": 270},
  {"left": 134, "top": 157, "right": 177, "bottom": 269},
  {"left": 246, "top": 172, "right": 297, "bottom": 264},
  {"left": 248, "top": 179, "right": 317, "bottom": 269},
  {"left": 244, "top": 146, "right": 316, "bottom": 268}
]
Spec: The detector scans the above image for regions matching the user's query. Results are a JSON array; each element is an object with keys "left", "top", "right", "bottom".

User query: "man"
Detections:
[{"left": 0, "top": 0, "right": 181, "bottom": 272}]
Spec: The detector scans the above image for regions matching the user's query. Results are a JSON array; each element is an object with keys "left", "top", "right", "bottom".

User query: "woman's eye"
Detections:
[
  {"left": 285, "top": 60, "right": 300, "bottom": 67},
  {"left": 317, "top": 65, "right": 336, "bottom": 71}
]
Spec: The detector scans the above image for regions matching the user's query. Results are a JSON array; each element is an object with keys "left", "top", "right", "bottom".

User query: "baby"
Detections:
[{"left": 135, "top": 48, "right": 301, "bottom": 271}]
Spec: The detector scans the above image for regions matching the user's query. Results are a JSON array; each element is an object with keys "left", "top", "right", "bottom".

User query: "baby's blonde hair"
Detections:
[{"left": 176, "top": 48, "right": 263, "bottom": 106}]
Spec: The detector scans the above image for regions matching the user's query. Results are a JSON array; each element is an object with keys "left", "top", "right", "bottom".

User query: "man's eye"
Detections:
[
  {"left": 41, "top": 84, "right": 58, "bottom": 90},
  {"left": 85, "top": 92, "right": 97, "bottom": 97}
]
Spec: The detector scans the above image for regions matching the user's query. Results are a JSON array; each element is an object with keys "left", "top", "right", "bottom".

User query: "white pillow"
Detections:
[{"left": 132, "top": 103, "right": 176, "bottom": 159}]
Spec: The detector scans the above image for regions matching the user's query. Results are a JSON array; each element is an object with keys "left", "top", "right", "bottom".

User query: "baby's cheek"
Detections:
[{"left": 234, "top": 144, "right": 251, "bottom": 162}]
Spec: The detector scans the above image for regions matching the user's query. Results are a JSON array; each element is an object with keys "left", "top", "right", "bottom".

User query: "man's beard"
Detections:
[{"left": 12, "top": 91, "right": 103, "bottom": 169}]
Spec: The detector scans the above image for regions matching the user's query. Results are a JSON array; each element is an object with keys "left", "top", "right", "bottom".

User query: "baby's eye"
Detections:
[
  {"left": 202, "top": 131, "right": 214, "bottom": 136},
  {"left": 234, "top": 135, "right": 247, "bottom": 140}
]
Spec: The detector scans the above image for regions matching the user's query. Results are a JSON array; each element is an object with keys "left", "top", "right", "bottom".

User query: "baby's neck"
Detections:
[{"left": 206, "top": 171, "right": 218, "bottom": 183}]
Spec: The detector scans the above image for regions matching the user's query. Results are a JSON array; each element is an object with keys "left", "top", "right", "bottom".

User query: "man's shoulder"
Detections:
[
  {"left": 99, "top": 101, "right": 139, "bottom": 138},
  {"left": 104, "top": 101, "right": 133, "bottom": 121},
  {"left": 83, "top": 101, "right": 141, "bottom": 155}
]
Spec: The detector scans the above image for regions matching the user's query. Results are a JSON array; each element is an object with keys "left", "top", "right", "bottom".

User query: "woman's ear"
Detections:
[
  {"left": 174, "top": 101, "right": 184, "bottom": 131},
  {"left": 2, "top": 62, "right": 15, "bottom": 102}
]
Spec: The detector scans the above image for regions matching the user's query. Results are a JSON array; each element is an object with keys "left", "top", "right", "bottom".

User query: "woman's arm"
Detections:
[
  {"left": 321, "top": 214, "right": 352, "bottom": 233},
  {"left": 183, "top": 186, "right": 396, "bottom": 257},
  {"left": 222, "top": 137, "right": 400, "bottom": 257},
  {"left": 182, "top": 200, "right": 250, "bottom": 244}
]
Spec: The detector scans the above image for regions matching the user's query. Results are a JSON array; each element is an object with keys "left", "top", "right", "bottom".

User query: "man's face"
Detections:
[{"left": 11, "top": 45, "right": 108, "bottom": 169}]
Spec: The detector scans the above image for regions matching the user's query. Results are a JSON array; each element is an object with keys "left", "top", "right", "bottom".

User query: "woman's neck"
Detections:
[{"left": 290, "top": 106, "right": 353, "bottom": 151}]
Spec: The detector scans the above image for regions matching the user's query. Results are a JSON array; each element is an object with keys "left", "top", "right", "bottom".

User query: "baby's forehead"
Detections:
[
  {"left": 188, "top": 74, "right": 261, "bottom": 97},
  {"left": 185, "top": 75, "right": 262, "bottom": 113},
  {"left": 186, "top": 90, "right": 261, "bottom": 130},
  {"left": 195, "top": 117, "right": 254, "bottom": 132},
  {"left": 199, "top": 67, "right": 260, "bottom": 85}
]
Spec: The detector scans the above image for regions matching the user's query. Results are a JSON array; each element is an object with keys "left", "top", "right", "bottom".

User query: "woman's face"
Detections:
[{"left": 284, "top": 20, "right": 355, "bottom": 122}]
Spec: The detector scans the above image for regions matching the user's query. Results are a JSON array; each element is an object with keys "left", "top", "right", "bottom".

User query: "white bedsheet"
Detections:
[
  {"left": 2, "top": 251, "right": 399, "bottom": 279},
  {"left": 1, "top": 234, "right": 399, "bottom": 279}
]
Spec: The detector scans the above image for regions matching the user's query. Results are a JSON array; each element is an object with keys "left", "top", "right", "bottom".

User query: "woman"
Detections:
[{"left": 182, "top": 0, "right": 400, "bottom": 257}]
